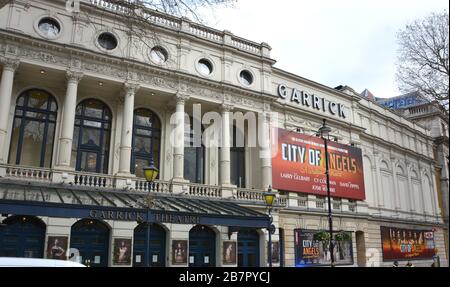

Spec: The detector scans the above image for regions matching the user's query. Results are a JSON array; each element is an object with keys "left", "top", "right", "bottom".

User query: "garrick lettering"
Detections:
[{"left": 278, "top": 84, "right": 348, "bottom": 119}]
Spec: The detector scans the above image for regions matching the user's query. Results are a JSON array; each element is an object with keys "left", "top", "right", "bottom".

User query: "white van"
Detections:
[{"left": 0, "top": 257, "right": 86, "bottom": 267}]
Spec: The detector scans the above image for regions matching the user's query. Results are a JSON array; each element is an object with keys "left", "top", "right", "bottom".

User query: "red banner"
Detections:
[
  {"left": 381, "top": 227, "right": 436, "bottom": 260},
  {"left": 271, "top": 128, "right": 365, "bottom": 200}
]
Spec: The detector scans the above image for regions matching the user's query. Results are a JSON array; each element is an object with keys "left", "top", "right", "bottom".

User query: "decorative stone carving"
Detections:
[
  {"left": 0, "top": 57, "right": 20, "bottom": 71},
  {"left": 123, "top": 82, "right": 140, "bottom": 95},
  {"left": 221, "top": 103, "right": 234, "bottom": 112},
  {"left": 66, "top": 70, "right": 84, "bottom": 83},
  {"left": 165, "top": 150, "right": 172, "bottom": 162},
  {"left": 175, "top": 92, "right": 190, "bottom": 105}
]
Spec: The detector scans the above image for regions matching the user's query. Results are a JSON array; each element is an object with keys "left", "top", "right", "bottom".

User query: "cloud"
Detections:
[{"left": 201, "top": 0, "right": 449, "bottom": 98}]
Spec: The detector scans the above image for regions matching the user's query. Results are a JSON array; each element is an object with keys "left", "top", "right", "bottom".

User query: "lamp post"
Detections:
[
  {"left": 142, "top": 160, "right": 159, "bottom": 267},
  {"left": 317, "top": 119, "right": 335, "bottom": 267},
  {"left": 263, "top": 185, "right": 276, "bottom": 267}
]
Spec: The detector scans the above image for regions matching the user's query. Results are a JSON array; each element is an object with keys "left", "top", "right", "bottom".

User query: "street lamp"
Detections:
[
  {"left": 142, "top": 160, "right": 159, "bottom": 267},
  {"left": 263, "top": 185, "right": 276, "bottom": 267},
  {"left": 317, "top": 119, "right": 335, "bottom": 267}
]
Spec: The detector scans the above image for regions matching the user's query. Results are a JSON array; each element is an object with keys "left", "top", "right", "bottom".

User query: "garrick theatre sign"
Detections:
[
  {"left": 277, "top": 84, "right": 349, "bottom": 119},
  {"left": 89, "top": 209, "right": 201, "bottom": 225}
]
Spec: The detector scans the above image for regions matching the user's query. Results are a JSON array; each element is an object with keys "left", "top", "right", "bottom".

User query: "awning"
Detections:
[{"left": 0, "top": 179, "right": 269, "bottom": 228}]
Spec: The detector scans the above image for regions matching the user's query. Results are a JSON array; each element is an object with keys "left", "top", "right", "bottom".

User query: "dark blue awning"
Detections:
[{"left": 0, "top": 179, "right": 269, "bottom": 228}]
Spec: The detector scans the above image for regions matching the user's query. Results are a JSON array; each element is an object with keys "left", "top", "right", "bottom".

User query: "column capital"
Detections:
[
  {"left": 221, "top": 103, "right": 234, "bottom": 113},
  {"left": 175, "top": 92, "right": 190, "bottom": 105},
  {"left": 66, "top": 70, "right": 84, "bottom": 83},
  {"left": 0, "top": 57, "right": 20, "bottom": 72},
  {"left": 123, "top": 82, "right": 140, "bottom": 95}
]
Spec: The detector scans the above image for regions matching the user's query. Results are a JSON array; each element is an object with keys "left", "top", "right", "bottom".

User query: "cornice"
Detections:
[
  {"left": 359, "top": 133, "right": 436, "bottom": 164},
  {"left": 356, "top": 104, "right": 432, "bottom": 140},
  {"left": 0, "top": 29, "right": 272, "bottom": 111}
]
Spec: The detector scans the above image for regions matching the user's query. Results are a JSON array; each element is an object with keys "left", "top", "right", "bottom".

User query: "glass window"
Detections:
[
  {"left": 150, "top": 46, "right": 168, "bottom": 64},
  {"left": 230, "top": 125, "right": 246, "bottom": 188},
  {"left": 197, "top": 59, "right": 213, "bottom": 76},
  {"left": 98, "top": 32, "right": 118, "bottom": 50},
  {"left": 8, "top": 89, "right": 57, "bottom": 168},
  {"left": 131, "top": 109, "right": 161, "bottom": 177},
  {"left": 239, "top": 70, "right": 253, "bottom": 86},
  {"left": 38, "top": 18, "right": 60, "bottom": 38},
  {"left": 184, "top": 117, "right": 205, "bottom": 184},
  {"left": 72, "top": 99, "right": 112, "bottom": 174}
]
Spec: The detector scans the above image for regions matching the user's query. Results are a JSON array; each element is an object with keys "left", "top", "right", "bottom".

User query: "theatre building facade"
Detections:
[{"left": 0, "top": 0, "right": 447, "bottom": 267}]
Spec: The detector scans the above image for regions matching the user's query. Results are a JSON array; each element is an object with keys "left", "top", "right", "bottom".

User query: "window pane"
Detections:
[
  {"left": 84, "top": 101, "right": 104, "bottom": 118},
  {"left": 184, "top": 148, "right": 197, "bottom": 183},
  {"left": 231, "top": 149, "right": 245, "bottom": 188},
  {"left": 134, "top": 136, "right": 151, "bottom": 153},
  {"left": 28, "top": 91, "right": 49, "bottom": 109},
  {"left": 81, "top": 128, "right": 101, "bottom": 147},
  {"left": 83, "top": 120, "right": 102, "bottom": 128},
  {"left": 80, "top": 152, "right": 98, "bottom": 172},
  {"left": 8, "top": 119, "right": 22, "bottom": 164},
  {"left": 136, "top": 129, "right": 152, "bottom": 136},
  {"left": 20, "top": 120, "right": 44, "bottom": 167},
  {"left": 43, "top": 123, "right": 55, "bottom": 167},
  {"left": 134, "top": 158, "right": 149, "bottom": 178}
]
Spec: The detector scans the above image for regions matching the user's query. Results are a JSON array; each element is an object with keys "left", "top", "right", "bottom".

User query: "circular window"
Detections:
[
  {"left": 38, "top": 18, "right": 60, "bottom": 38},
  {"left": 150, "top": 46, "right": 168, "bottom": 64},
  {"left": 197, "top": 59, "right": 213, "bottom": 76},
  {"left": 98, "top": 33, "right": 118, "bottom": 51},
  {"left": 240, "top": 70, "right": 253, "bottom": 86}
]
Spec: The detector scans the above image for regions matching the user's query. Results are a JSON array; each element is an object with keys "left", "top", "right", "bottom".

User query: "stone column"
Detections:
[
  {"left": 172, "top": 93, "right": 188, "bottom": 181},
  {"left": 56, "top": 70, "right": 83, "bottom": 169},
  {"left": 118, "top": 83, "right": 139, "bottom": 175},
  {"left": 0, "top": 57, "right": 19, "bottom": 163},
  {"left": 220, "top": 104, "right": 233, "bottom": 186},
  {"left": 260, "top": 112, "right": 272, "bottom": 190}
]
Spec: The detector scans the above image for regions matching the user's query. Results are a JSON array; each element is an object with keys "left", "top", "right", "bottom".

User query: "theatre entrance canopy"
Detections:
[{"left": 0, "top": 180, "right": 269, "bottom": 228}]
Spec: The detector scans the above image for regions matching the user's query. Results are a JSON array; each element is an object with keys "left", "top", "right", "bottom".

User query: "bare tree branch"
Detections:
[{"left": 396, "top": 11, "right": 449, "bottom": 111}]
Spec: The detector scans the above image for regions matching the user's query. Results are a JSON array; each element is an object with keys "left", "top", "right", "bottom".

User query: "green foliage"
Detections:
[
  {"left": 313, "top": 231, "right": 331, "bottom": 242},
  {"left": 313, "top": 231, "right": 352, "bottom": 242}
]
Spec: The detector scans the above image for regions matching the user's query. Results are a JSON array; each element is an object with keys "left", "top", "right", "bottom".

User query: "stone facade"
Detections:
[{"left": 0, "top": 0, "right": 447, "bottom": 267}]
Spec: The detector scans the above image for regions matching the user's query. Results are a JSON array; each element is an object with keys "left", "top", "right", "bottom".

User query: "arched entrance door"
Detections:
[
  {"left": 238, "top": 229, "right": 260, "bottom": 267},
  {"left": 189, "top": 225, "right": 216, "bottom": 267},
  {"left": 0, "top": 216, "right": 45, "bottom": 258},
  {"left": 133, "top": 223, "right": 166, "bottom": 267},
  {"left": 70, "top": 219, "right": 110, "bottom": 267}
]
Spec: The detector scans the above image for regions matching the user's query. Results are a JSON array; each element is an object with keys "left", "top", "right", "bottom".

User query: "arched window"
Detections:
[
  {"left": 131, "top": 108, "right": 161, "bottom": 178},
  {"left": 9, "top": 89, "right": 57, "bottom": 167},
  {"left": 72, "top": 99, "right": 112, "bottom": 174},
  {"left": 184, "top": 117, "right": 205, "bottom": 183}
]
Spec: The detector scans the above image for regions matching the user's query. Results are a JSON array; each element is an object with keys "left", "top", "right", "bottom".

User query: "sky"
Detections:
[{"left": 200, "top": 0, "right": 449, "bottom": 99}]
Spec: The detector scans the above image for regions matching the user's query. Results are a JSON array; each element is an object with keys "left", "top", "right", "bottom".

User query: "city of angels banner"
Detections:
[
  {"left": 294, "top": 229, "right": 353, "bottom": 266},
  {"left": 272, "top": 128, "right": 366, "bottom": 200},
  {"left": 381, "top": 227, "right": 436, "bottom": 261}
]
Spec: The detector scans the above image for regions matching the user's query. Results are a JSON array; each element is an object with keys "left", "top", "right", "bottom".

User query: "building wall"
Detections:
[{"left": 0, "top": 0, "right": 447, "bottom": 267}]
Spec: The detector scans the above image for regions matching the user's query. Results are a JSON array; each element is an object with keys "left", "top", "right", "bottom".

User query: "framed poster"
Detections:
[
  {"left": 223, "top": 241, "right": 237, "bottom": 265},
  {"left": 47, "top": 236, "right": 68, "bottom": 260},
  {"left": 172, "top": 240, "right": 188, "bottom": 265},
  {"left": 381, "top": 227, "right": 436, "bottom": 261},
  {"left": 113, "top": 238, "right": 132, "bottom": 265},
  {"left": 294, "top": 229, "right": 354, "bottom": 266},
  {"left": 271, "top": 242, "right": 280, "bottom": 263}
]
